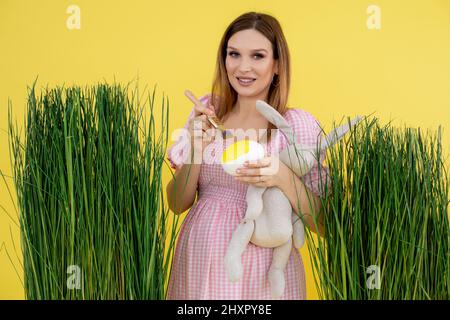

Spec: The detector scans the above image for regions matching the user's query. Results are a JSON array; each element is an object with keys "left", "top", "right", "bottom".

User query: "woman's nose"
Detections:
[{"left": 238, "top": 57, "right": 253, "bottom": 72}]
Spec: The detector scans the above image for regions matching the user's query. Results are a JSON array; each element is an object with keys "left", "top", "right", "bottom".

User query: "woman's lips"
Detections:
[{"left": 237, "top": 77, "right": 256, "bottom": 86}]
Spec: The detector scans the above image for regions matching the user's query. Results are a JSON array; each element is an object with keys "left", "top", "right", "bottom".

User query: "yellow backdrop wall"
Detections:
[{"left": 1, "top": 0, "right": 449, "bottom": 299}]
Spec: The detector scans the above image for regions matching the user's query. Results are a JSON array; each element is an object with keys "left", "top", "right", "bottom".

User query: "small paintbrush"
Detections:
[{"left": 184, "top": 90, "right": 233, "bottom": 140}]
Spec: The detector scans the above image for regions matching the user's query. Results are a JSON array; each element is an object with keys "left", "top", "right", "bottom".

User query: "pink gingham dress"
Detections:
[{"left": 166, "top": 94, "right": 328, "bottom": 300}]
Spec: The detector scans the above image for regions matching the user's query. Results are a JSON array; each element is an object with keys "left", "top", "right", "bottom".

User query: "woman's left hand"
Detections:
[{"left": 234, "top": 156, "right": 289, "bottom": 189}]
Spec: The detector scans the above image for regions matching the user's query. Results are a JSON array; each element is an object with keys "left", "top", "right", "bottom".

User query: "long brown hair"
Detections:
[{"left": 210, "top": 11, "right": 291, "bottom": 143}]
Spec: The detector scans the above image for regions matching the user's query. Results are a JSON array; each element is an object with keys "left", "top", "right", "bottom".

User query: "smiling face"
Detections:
[{"left": 225, "top": 29, "right": 279, "bottom": 99}]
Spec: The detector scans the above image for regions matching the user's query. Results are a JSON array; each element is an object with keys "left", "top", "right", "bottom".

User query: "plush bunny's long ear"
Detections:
[
  {"left": 256, "top": 99, "right": 365, "bottom": 150},
  {"left": 319, "top": 116, "right": 364, "bottom": 151},
  {"left": 256, "top": 100, "right": 296, "bottom": 144}
]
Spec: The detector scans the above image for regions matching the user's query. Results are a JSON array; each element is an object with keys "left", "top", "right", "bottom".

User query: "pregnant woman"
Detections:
[{"left": 166, "top": 11, "right": 329, "bottom": 300}]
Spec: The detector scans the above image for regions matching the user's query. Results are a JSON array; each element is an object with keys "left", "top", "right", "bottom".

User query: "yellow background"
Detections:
[{"left": 1, "top": 0, "right": 449, "bottom": 299}]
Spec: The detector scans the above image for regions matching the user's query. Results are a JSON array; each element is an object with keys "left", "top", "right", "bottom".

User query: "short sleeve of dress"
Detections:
[
  {"left": 166, "top": 93, "right": 212, "bottom": 170},
  {"left": 284, "top": 108, "right": 331, "bottom": 197}
]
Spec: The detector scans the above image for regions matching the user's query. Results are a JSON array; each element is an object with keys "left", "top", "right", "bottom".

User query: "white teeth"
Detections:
[{"left": 238, "top": 78, "right": 255, "bottom": 83}]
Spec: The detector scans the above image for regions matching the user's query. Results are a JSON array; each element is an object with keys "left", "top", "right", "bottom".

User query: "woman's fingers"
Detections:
[
  {"left": 204, "top": 130, "right": 215, "bottom": 142},
  {"left": 245, "top": 157, "right": 272, "bottom": 168},
  {"left": 184, "top": 90, "right": 214, "bottom": 117},
  {"left": 190, "top": 114, "right": 211, "bottom": 131},
  {"left": 236, "top": 167, "right": 274, "bottom": 176},
  {"left": 189, "top": 115, "right": 217, "bottom": 145},
  {"left": 236, "top": 157, "right": 278, "bottom": 176},
  {"left": 236, "top": 175, "right": 265, "bottom": 183}
]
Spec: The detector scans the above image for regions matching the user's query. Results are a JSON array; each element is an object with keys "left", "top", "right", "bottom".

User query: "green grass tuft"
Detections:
[
  {"left": 303, "top": 116, "right": 450, "bottom": 300},
  {"left": 8, "top": 81, "right": 178, "bottom": 299}
]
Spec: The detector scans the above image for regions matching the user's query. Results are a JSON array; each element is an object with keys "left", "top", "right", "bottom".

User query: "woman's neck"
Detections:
[{"left": 232, "top": 94, "right": 268, "bottom": 120}]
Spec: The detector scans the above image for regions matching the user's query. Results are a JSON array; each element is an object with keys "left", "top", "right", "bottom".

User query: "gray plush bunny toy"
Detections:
[{"left": 223, "top": 100, "right": 362, "bottom": 299}]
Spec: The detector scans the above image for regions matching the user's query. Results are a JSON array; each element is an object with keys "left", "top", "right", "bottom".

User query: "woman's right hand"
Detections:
[{"left": 184, "top": 90, "right": 217, "bottom": 158}]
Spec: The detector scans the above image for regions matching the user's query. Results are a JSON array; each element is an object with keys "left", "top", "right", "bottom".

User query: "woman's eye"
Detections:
[{"left": 228, "top": 52, "right": 264, "bottom": 59}]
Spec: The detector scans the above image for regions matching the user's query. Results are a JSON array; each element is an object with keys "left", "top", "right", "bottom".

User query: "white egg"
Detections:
[{"left": 221, "top": 139, "right": 265, "bottom": 176}]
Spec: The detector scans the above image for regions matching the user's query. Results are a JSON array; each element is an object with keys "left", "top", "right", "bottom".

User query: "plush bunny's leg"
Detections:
[
  {"left": 268, "top": 238, "right": 292, "bottom": 299},
  {"left": 243, "top": 186, "right": 266, "bottom": 221},
  {"left": 292, "top": 211, "right": 305, "bottom": 249},
  {"left": 224, "top": 220, "right": 255, "bottom": 282}
]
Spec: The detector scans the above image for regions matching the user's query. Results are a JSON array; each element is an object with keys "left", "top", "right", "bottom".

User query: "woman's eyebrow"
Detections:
[{"left": 227, "top": 46, "right": 268, "bottom": 53}]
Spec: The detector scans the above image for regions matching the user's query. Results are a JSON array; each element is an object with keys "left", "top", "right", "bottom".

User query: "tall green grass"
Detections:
[
  {"left": 304, "top": 117, "right": 450, "bottom": 299},
  {"left": 8, "top": 82, "right": 179, "bottom": 299}
]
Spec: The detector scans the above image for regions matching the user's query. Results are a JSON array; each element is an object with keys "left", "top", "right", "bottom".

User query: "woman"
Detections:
[{"left": 166, "top": 11, "right": 329, "bottom": 300}]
